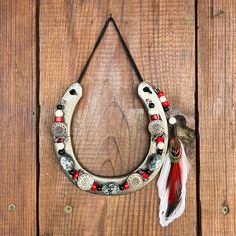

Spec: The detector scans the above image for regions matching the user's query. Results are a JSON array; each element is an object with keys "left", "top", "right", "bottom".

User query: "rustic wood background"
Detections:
[{"left": 0, "top": 0, "right": 235, "bottom": 235}]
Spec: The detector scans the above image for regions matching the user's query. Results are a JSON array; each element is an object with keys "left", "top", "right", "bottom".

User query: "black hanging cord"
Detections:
[{"left": 77, "top": 16, "right": 143, "bottom": 83}]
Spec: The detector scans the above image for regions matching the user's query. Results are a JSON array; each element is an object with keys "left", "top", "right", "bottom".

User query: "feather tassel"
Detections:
[{"left": 157, "top": 136, "right": 189, "bottom": 227}]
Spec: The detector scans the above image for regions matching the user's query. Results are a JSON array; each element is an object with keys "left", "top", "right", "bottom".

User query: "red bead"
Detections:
[
  {"left": 124, "top": 182, "right": 129, "bottom": 190},
  {"left": 157, "top": 91, "right": 165, "bottom": 97},
  {"left": 162, "top": 101, "right": 170, "bottom": 107},
  {"left": 54, "top": 116, "right": 63, "bottom": 122},
  {"left": 142, "top": 171, "right": 149, "bottom": 179},
  {"left": 56, "top": 137, "right": 65, "bottom": 143},
  {"left": 155, "top": 136, "right": 164, "bottom": 143},
  {"left": 73, "top": 170, "right": 79, "bottom": 180},
  {"left": 91, "top": 182, "right": 97, "bottom": 191},
  {"left": 150, "top": 114, "right": 159, "bottom": 120}
]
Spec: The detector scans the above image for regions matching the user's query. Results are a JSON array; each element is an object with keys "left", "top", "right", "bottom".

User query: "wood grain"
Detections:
[
  {"left": 0, "top": 0, "right": 36, "bottom": 235},
  {"left": 39, "top": 0, "right": 196, "bottom": 235},
  {"left": 198, "top": 0, "right": 236, "bottom": 235}
]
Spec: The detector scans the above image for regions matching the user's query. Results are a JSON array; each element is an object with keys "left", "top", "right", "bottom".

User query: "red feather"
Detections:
[
  {"left": 166, "top": 162, "right": 182, "bottom": 216},
  {"left": 166, "top": 137, "right": 182, "bottom": 217}
]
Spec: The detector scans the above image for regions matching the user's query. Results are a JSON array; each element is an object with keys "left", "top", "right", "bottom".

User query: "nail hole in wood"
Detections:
[
  {"left": 221, "top": 205, "right": 229, "bottom": 215},
  {"left": 64, "top": 205, "right": 73, "bottom": 214},
  {"left": 8, "top": 203, "right": 16, "bottom": 212}
]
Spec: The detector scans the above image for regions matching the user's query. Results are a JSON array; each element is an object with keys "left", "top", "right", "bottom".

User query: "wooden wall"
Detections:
[{"left": 0, "top": 0, "right": 235, "bottom": 235}]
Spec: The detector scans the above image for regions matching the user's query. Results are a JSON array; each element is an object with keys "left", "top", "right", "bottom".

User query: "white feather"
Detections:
[{"left": 157, "top": 140, "right": 190, "bottom": 227}]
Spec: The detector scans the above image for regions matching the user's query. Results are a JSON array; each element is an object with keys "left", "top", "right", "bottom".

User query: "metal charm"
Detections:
[
  {"left": 148, "top": 153, "right": 162, "bottom": 171},
  {"left": 77, "top": 173, "right": 94, "bottom": 190},
  {"left": 102, "top": 183, "right": 120, "bottom": 195},
  {"left": 148, "top": 120, "right": 165, "bottom": 137},
  {"left": 60, "top": 154, "right": 74, "bottom": 171},
  {"left": 127, "top": 173, "right": 143, "bottom": 190},
  {"left": 52, "top": 123, "right": 67, "bottom": 139}
]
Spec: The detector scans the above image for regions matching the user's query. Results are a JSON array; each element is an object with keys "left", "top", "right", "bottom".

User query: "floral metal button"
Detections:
[
  {"left": 77, "top": 173, "right": 94, "bottom": 190},
  {"left": 148, "top": 120, "right": 164, "bottom": 137},
  {"left": 127, "top": 173, "right": 143, "bottom": 190},
  {"left": 52, "top": 123, "right": 67, "bottom": 138}
]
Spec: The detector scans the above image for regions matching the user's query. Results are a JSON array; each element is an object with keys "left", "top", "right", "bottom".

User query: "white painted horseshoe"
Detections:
[{"left": 52, "top": 81, "right": 168, "bottom": 195}]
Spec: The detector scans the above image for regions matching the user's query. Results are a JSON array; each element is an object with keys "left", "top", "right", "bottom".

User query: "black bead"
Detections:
[
  {"left": 58, "top": 149, "right": 65, "bottom": 155},
  {"left": 69, "top": 170, "right": 75, "bottom": 175},
  {"left": 69, "top": 89, "right": 76, "bottom": 95},
  {"left": 119, "top": 185, "right": 124, "bottom": 191},
  {"left": 96, "top": 185, "right": 102, "bottom": 191},
  {"left": 149, "top": 103, "right": 155, "bottom": 108},
  {"left": 146, "top": 169, "right": 152, "bottom": 175},
  {"left": 164, "top": 107, "right": 169, "bottom": 112},
  {"left": 157, "top": 149, "right": 163, "bottom": 155},
  {"left": 57, "top": 104, "right": 63, "bottom": 109},
  {"left": 143, "top": 87, "right": 152, "bottom": 94}
]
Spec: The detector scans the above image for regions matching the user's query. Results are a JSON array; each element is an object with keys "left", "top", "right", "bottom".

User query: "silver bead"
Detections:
[
  {"left": 102, "top": 183, "right": 120, "bottom": 195},
  {"left": 148, "top": 153, "right": 162, "bottom": 171},
  {"left": 60, "top": 155, "right": 74, "bottom": 171}
]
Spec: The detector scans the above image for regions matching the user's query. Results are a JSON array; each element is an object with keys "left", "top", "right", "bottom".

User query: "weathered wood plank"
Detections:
[
  {"left": 0, "top": 0, "right": 37, "bottom": 235},
  {"left": 39, "top": 0, "right": 196, "bottom": 235},
  {"left": 198, "top": 0, "right": 236, "bottom": 235}
]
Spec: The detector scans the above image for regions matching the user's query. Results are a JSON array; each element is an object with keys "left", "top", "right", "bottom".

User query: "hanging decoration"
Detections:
[{"left": 51, "top": 16, "right": 192, "bottom": 226}]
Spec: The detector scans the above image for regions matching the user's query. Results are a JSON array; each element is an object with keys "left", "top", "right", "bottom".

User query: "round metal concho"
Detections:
[
  {"left": 77, "top": 173, "right": 94, "bottom": 190},
  {"left": 127, "top": 173, "right": 144, "bottom": 190},
  {"left": 52, "top": 123, "right": 67, "bottom": 138},
  {"left": 52, "top": 81, "right": 168, "bottom": 195},
  {"left": 148, "top": 120, "right": 165, "bottom": 137}
]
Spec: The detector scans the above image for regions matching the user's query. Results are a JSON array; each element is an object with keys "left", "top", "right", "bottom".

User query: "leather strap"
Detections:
[{"left": 77, "top": 16, "right": 143, "bottom": 83}]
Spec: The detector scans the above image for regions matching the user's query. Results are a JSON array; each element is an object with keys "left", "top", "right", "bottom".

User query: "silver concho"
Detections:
[
  {"left": 60, "top": 155, "right": 74, "bottom": 171},
  {"left": 77, "top": 173, "right": 94, "bottom": 190},
  {"left": 127, "top": 173, "right": 143, "bottom": 190},
  {"left": 102, "top": 183, "right": 120, "bottom": 195},
  {"left": 52, "top": 123, "right": 67, "bottom": 138},
  {"left": 148, "top": 153, "right": 162, "bottom": 171},
  {"left": 148, "top": 120, "right": 165, "bottom": 137}
]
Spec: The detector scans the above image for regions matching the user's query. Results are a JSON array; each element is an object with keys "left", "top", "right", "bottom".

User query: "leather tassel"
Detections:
[{"left": 157, "top": 136, "right": 189, "bottom": 226}]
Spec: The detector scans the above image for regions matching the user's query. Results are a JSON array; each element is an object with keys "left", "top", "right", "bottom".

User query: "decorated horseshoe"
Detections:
[
  {"left": 51, "top": 16, "right": 191, "bottom": 226},
  {"left": 52, "top": 82, "right": 168, "bottom": 195}
]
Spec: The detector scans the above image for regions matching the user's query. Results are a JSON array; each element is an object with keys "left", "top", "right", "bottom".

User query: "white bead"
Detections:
[
  {"left": 169, "top": 117, "right": 177, "bottom": 125},
  {"left": 55, "top": 110, "right": 63, "bottom": 117},
  {"left": 157, "top": 142, "right": 165, "bottom": 150},
  {"left": 159, "top": 96, "right": 167, "bottom": 103},
  {"left": 57, "top": 143, "right": 65, "bottom": 150},
  {"left": 148, "top": 109, "right": 157, "bottom": 115}
]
